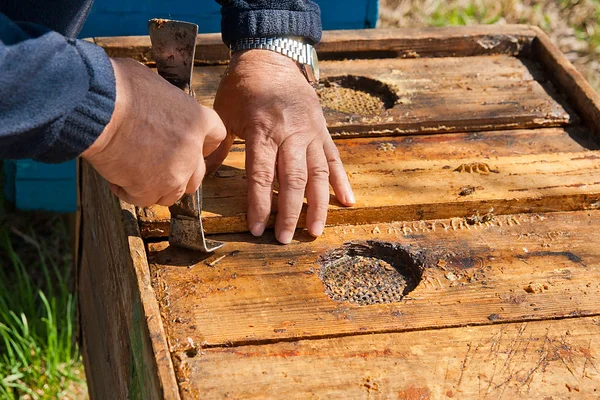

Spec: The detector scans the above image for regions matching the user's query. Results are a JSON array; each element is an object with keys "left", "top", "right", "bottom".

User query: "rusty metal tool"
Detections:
[{"left": 148, "top": 18, "right": 225, "bottom": 252}]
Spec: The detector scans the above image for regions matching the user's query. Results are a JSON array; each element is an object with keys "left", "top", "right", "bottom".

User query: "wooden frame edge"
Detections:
[
  {"left": 93, "top": 24, "right": 538, "bottom": 63},
  {"left": 79, "top": 162, "right": 181, "bottom": 400},
  {"left": 530, "top": 25, "right": 600, "bottom": 138},
  {"left": 121, "top": 201, "right": 182, "bottom": 400}
]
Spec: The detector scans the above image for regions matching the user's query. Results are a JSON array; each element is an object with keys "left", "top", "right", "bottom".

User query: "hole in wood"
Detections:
[
  {"left": 318, "top": 241, "right": 424, "bottom": 306},
  {"left": 316, "top": 76, "right": 399, "bottom": 116}
]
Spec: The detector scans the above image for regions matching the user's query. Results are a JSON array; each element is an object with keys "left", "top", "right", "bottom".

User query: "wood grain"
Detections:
[
  {"left": 147, "top": 210, "right": 600, "bottom": 347},
  {"left": 79, "top": 161, "right": 180, "bottom": 400},
  {"left": 94, "top": 25, "right": 537, "bottom": 63},
  {"left": 138, "top": 128, "right": 600, "bottom": 237},
  {"left": 176, "top": 316, "right": 600, "bottom": 399},
  {"left": 191, "top": 55, "right": 574, "bottom": 136},
  {"left": 84, "top": 25, "right": 600, "bottom": 399}
]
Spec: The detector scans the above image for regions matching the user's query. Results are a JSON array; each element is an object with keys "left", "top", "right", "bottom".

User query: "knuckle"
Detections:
[
  {"left": 326, "top": 150, "right": 342, "bottom": 165},
  {"left": 137, "top": 197, "right": 158, "bottom": 207},
  {"left": 309, "top": 165, "right": 329, "bottom": 180},
  {"left": 168, "top": 177, "right": 188, "bottom": 192},
  {"left": 173, "top": 187, "right": 186, "bottom": 200},
  {"left": 185, "top": 182, "right": 200, "bottom": 194},
  {"left": 250, "top": 205, "right": 272, "bottom": 220},
  {"left": 281, "top": 171, "right": 308, "bottom": 190},
  {"left": 312, "top": 202, "right": 329, "bottom": 214},
  {"left": 280, "top": 213, "right": 302, "bottom": 228},
  {"left": 127, "top": 186, "right": 151, "bottom": 200},
  {"left": 248, "top": 170, "right": 275, "bottom": 189}
]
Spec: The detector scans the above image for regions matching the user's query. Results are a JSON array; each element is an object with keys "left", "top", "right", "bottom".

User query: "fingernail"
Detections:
[
  {"left": 346, "top": 192, "right": 356, "bottom": 206},
  {"left": 250, "top": 223, "right": 265, "bottom": 237},
  {"left": 277, "top": 229, "right": 294, "bottom": 244},
  {"left": 309, "top": 221, "right": 325, "bottom": 237}
]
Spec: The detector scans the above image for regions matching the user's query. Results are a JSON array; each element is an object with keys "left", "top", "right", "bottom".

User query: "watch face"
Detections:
[{"left": 311, "top": 46, "right": 320, "bottom": 82}]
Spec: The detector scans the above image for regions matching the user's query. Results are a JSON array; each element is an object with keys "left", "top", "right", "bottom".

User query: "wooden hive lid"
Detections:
[{"left": 81, "top": 25, "right": 600, "bottom": 399}]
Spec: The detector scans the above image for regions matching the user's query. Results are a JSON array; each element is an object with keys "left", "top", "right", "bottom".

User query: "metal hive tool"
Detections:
[{"left": 148, "top": 18, "right": 225, "bottom": 252}]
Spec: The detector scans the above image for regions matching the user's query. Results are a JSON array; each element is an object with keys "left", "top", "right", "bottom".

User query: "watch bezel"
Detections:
[{"left": 309, "top": 45, "right": 320, "bottom": 82}]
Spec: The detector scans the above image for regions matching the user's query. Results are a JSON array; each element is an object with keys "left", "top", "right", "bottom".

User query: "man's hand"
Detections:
[
  {"left": 211, "top": 50, "right": 355, "bottom": 244},
  {"left": 82, "top": 58, "right": 226, "bottom": 207}
]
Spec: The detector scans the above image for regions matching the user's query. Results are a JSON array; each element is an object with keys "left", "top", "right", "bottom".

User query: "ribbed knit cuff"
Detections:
[
  {"left": 34, "top": 39, "right": 116, "bottom": 163},
  {"left": 221, "top": 8, "right": 322, "bottom": 46}
]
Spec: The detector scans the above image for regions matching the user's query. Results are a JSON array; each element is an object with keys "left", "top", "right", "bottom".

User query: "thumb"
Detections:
[
  {"left": 205, "top": 133, "right": 235, "bottom": 175},
  {"left": 198, "top": 106, "right": 227, "bottom": 157}
]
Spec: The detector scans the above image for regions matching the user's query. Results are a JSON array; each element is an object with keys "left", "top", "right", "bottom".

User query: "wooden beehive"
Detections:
[{"left": 79, "top": 26, "right": 600, "bottom": 399}]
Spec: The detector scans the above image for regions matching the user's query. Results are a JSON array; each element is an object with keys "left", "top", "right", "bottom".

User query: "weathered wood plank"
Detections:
[
  {"left": 147, "top": 210, "right": 600, "bottom": 347},
  {"left": 138, "top": 128, "right": 600, "bottom": 237},
  {"left": 94, "top": 25, "right": 537, "bottom": 63},
  {"left": 532, "top": 26, "right": 600, "bottom": 139},
  {"left": 79, "top": 161, "right": 180, "bottom": 400},
  {"left": 176, "top": 316, "right": 600, "bottom": 399},
  {"left": 191, "top": 55, "right": 574, "bottom": 135}
]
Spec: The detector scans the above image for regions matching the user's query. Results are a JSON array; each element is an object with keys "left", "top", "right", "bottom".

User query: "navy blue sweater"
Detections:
[{"left": 0, "top": 1, "right": 321, "bottom": 163}]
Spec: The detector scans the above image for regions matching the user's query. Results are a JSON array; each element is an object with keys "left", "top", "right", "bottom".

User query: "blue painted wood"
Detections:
[
  {"left": 12, "top": 178, "right": 77, "bottom": 213},
  {"left": 5, "top": 0, "right": 378, "bottom": 212},
  {"left": 3, "top": 160, "right": 77, "bottom": 212},
  {"left": 3, "top": 160, "right": 16, "bottom": 205},
  {"left": 79, "top": 0, "right": 379, "bottom": 37},
  {"left": 12, "top": 159, "right": 76, "bottom": 180}
]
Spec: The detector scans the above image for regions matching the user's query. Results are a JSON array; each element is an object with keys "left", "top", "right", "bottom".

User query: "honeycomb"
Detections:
[
  {"left": 316, "top": 76, "right": 398, "bottom": 116},
  {"left": 318, "top": 241, "right": 423, "bottom": 306},
  {"left": 317, "top": 86, "right": 387, "bottom": 115}
]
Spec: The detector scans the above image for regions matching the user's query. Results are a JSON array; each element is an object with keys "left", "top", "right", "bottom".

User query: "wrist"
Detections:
[
  {"left": 230, "top": 49, "right": 300, "bottom": 71},
  {"left": 82, "top": 58, "right": 129, "bottom": 160},
  {"left": 230, "top": 37, "right": 319, "bottom": 84}
]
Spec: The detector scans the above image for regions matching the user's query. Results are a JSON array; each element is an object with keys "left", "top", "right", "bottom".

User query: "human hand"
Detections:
[
  {"left": 82, "top": 58, "right": 226, "bottom": 207},
  {"left": 211, "top": 49, "right": 355, "bottom": 244}
]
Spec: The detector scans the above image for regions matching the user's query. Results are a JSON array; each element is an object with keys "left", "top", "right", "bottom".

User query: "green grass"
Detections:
[
  {"left": 428, "top": 3, "right": 503, "bottom": 27},
  {"left": 0, "top": 179, "right": 86, "bottom": 399}
]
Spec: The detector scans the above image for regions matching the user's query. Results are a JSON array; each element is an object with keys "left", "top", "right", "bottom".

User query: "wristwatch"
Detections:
[{"left": 230, "top": 37, "right": 320, "bottom": 85}]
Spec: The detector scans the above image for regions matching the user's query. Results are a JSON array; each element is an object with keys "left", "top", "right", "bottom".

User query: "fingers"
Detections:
[
  {"left": 275, "top": 140, "right": 309, "bottom": 244},
  {"left": 305, "top": 141, "right": 330, "bottom": 237},
  {"left": 186, "top": 158, "right": 206, "bottom": 194},
  {"left": 109, "top": 159, "right": 204, "bottom": 207},
  {"left": 246, "top": 136, "right": 278, "bottom": 237},
  {"left": 108, "top": 183, "right": 152, "bottom": 207},
  {"left": 244, "top": 135, "right": 352, "bottom": 243},
  {"left": 156, "top": 187, "right": 186, "bottom": 207},
  {"left": 199, "top": 106, "right": 227, "bottom": 157},
  {"left": 324, "top": 138, "right": 355, "bottom": 206},
  {"left": 205, "top": 133, "right": 235, "bottom": 176}
]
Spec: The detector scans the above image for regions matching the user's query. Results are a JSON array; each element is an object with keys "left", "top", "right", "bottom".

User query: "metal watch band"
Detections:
[{"left": 230, "top": 37, "right": 315, "bottom": 66}]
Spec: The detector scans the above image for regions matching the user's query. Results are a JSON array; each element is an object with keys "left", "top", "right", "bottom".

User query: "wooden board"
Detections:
[
  {"left": 176, "top": 316, "right": 600, "bottom": 399},
  {"left": 79, "top": 162, "right": 180, "bottom": 400},
  {"left": 80, "top": 26, "right": 600, "bottom": 400},
  {"left": 191, "top": 55, "right": 574, "bottom": 135},
  {"left": 531, "top": 27, "right": 600, "bottom": 138},
  {"left": 147, "top": 210, "right": 600, "bottom": 347},
  {"left": 138, "top": 127, "right": 600, "bottom": 237},
  {"left": 94, "top": 25, "right": 538, "bottom": 64}
]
